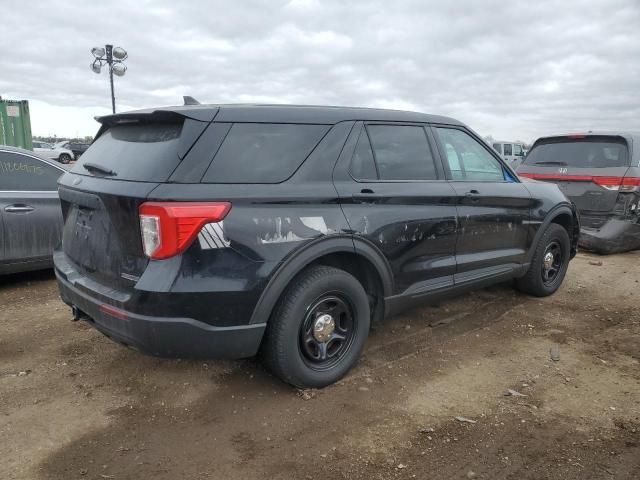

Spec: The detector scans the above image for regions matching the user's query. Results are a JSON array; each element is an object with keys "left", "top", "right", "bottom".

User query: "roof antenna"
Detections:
[{"left": 183, "top": 96, "right": 201, "bottom": 106}]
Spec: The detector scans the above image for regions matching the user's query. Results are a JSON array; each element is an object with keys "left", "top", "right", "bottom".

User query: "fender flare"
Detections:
[
  {"left": 249, "top": 235, "right": 393, "bottom": 325},
  {"left": 525, "top": 203, "right": 579, "bottom": 264}
]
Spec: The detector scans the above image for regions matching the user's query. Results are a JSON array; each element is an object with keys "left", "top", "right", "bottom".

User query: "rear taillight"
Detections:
[
  {"left": 519, "top": 173, "right": 640, "bottom": 192},
  {"left": 139, "top": 202, "right": 231, "bottom": 259},
  {"left": 620, "top": 177, "right": 640, "bottom": 192}
]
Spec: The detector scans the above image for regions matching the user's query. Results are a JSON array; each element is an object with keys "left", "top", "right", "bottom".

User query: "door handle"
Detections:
[
  {"left": 5, "top": 205, "right": 35, "bottom": 213},
  {"left": 465, "top": 189, "right": 480, "bottom": 196},
  {"left": 352, "top": 188, "right": 376, "bottom": 204}
]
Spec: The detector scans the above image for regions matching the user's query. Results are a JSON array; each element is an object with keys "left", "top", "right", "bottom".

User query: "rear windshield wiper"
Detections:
[
  {"left": 533, "top": 161, "right": 567, "bottom": 166},
  {"left": 83, "top": 162, "right": 117, "bottom": 176}
]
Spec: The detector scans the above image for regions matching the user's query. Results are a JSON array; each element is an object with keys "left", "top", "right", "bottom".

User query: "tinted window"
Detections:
[
  {"left": 202, "top": 123, "right": 329, "bottom": 183},
  {"left": 436, "top": 128, "right": 505, "bottom": 182},
  {"left": 503, "top": 143, "right": 513, "bottom": 156},
  {"left": 350, "top": 128, "right": 377, "bottom": 180},
  {"left": 0, "top": 151, "right": 62, "bottom": 191},
  {"left": 492, "top": 143, "right": 502, "bottom": 154},
  {"left": 523, "top": 136, "right": 629, "bottom": 168},
  {"left": 367, "top": 125, "right": 437, "bottom": 180},
  {"left": 72, "top": 122, "right": 183, "bottom": 181}
]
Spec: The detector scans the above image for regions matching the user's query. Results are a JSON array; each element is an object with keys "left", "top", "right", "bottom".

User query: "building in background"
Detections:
[{"left": 0, "top": 97, "right": 33, "bottom": 150}]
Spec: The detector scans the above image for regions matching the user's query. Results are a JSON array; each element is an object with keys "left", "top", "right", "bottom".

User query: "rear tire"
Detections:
[
  {"left": 262, "top": 265, "right": 370, "bottom": 388},
  {"left": 58, "top": 153, "right": 71, "bottom": 164},
  {"left": 516, "top": 223, "right": 570, "bottom": 297}
]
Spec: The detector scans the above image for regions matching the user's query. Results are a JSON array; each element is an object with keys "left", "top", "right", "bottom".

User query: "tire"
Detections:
[
  {"left": 516, "top": 223, "right": 570, "bottom": 297},
  {"left": 58, "top": 153, "right": 71, "bottom": 164},
  {"left": 262, "top": 265, "right": 370, "bottom": 388}
]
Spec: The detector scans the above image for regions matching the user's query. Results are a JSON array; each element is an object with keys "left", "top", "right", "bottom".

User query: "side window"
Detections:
[
  {"left": 503, "top": 143, "right": 513, "bottom": 156},
  {"left": 367, "top": 125, "right": 437, "bottom": 181},
  {"left": 492, "top": 143, "right": 502, "bottom": 154},
  {"left": 0, "top": 152, "right": 62, "bottom": 191},
  {"left": 202, "top": 123, "right": 329, "bottom": 183},
  {"left": 435, "top": 128, "right": 505, "bottom": 182},
  {"left": 513, "top": 144, "right": 523, "bottom": 156},
  {"left": 350, "top": 128, "right": 378, "bottom": 180}
]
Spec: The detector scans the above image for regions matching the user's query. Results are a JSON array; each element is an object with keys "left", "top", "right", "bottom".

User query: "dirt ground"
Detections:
[{"left": 1, "top": 251, "right": 638, "bottom": 480}]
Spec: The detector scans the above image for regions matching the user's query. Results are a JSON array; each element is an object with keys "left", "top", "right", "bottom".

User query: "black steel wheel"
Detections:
[
  {"left": 541, "top": 240, "right": 563, "bottom": 286},
  {"left": 516, "top": 223, "right": 570, "bottom": 297},
  {"left": 262, "top": 265, "right": 370, "bottom": 388},
  {"left": 299, "top": 294, "right": 356, "bottom": 371}
]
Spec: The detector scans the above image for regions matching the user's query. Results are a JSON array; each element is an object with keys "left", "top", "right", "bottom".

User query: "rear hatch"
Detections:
[
  {"left": 58, "top": 109, "right": 214, "bottom": 289},
  {"left": 517, "top": 135, "right": 632, "bottom": 228}
]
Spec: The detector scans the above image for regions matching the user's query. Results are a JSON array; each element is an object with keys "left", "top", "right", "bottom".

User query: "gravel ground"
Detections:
[{"left": 1, "top": 251, "right": 638, "bottom": 480}]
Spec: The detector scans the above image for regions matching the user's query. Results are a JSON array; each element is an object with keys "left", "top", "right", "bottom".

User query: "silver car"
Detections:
[
  {"left": 0, "top": 146, "right": 65, "bottom": 273},
  {"left": 517, "top": 132, "right": 640, "bottom": 253}
]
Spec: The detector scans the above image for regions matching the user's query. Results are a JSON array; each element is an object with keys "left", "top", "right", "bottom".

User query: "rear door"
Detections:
[
  {"left": 432, "top": 126, "right": 532, "bottom": 279},
  {"left": 334, "top": 122, "right": 458, "bottom": 295},
  {"left": 0, "top": 150, "right": 64, "bottom": 265},
  {"left": 517, "top": 135, "right": 630, "bottom": 226}
]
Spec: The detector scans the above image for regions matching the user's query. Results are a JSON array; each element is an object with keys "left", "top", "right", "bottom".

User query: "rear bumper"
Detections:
[
  {"left": 55, "top": 265, "right": 266, "bottom": 359},
  {"left": 579, "top": 218, "right": 640, "bottom": 254}
]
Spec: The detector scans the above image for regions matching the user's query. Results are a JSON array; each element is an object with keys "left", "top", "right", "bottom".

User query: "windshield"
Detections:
[{"left": 524, "top": 136, "right": 629, "bottom": 168}]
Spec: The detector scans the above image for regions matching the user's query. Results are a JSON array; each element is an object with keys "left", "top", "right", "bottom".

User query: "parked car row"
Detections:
[
  {"left": 2, "top": 102, "right": 637, "bottom": 388},
  {"left": 31, "top": 140, "right": 91, "bottom": 164}
]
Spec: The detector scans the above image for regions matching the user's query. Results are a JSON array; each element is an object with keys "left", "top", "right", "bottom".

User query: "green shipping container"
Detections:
[{"left": 0, "top": 98, "right": 33, "bottom": 150}]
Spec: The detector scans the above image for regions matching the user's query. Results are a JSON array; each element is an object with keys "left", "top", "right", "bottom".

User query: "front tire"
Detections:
[
  {"left": 262, "top": 265, "right": 370, "bottom": 388},
  {"left": 58, "top": 153, "right": 71, "bottom": 164},
  {"left": 516, "top": 223, "right": 570, "bottom": 297}
]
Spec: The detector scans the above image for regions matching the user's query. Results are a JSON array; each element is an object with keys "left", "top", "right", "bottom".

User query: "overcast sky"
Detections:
[{"left": 1, "top": 0, "right": 639, "bottom": 142}]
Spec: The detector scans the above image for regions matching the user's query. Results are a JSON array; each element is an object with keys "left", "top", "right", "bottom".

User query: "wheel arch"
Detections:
[
  {"left": 526, "top": 204, "right": 579, "bottom": 264},
  {"left": 249, "top": 235, "right": 393, "bottom": 325}
]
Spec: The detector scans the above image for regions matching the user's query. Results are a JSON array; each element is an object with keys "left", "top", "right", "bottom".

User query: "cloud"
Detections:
[{"left": 0, "top": 0, "right": 638, "bottom": 141}]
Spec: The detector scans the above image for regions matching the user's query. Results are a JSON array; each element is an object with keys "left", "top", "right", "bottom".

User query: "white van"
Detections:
[{"left": 492, "top": 141, "right": 526, "bottom": 165}]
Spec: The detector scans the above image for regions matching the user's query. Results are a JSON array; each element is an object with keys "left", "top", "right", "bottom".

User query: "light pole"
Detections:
[{"left": 90, "top": 45, "right": 128, "bottom": 114}]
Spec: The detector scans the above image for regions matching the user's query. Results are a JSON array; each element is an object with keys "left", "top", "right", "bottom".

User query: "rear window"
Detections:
[
  {"left": 202, "top": 123, "right": 329, "bottom": 183},
  {"left": 524, "top": 136, "right": 629, "bottom": 168},
  {"left": 71, "top": 122, "right": 183, "bottom": 181}
]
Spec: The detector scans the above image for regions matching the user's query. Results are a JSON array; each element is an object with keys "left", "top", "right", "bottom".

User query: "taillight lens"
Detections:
[
  {"left": 519, "top": 173, "right": 640, "bottom": 192},
  {"left": 139, "top": 202, "right": 231, "bottom": 259}
]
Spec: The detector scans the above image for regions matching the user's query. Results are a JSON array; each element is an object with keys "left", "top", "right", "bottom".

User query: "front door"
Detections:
[
  {"left": 333, "top": 122, "right": 458, "bottom": 295},
  {"left": 431, "top": 127, "right": 532, "bottom": 282}
]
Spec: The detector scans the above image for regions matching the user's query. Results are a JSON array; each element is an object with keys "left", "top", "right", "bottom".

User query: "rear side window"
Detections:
[
  {"left": 503, "top": 143, "right": 513, "bottom": 156},
  {"left": 492, "top": 143, "right": 502, "bottom": 154},
  {"left": 350, "top": 128, "right": 378, "bottom": 180},
  {"left": 435, "top": 128, "right": 505, "bottom": 181},
  {"left": 202, "top": 123, "right": 329, "bottom": 183},
  {"left": 72, "top": 122, "right": 183, "bottom": 182},
  {"left": 523, "top": 136, "right": 629, "bottom": 168},
  {"left": 0, "top": 151, "right": 62, "bottom": 191},
  {"left": 366, "top": 125, "right": 438, "bottom": 180}
]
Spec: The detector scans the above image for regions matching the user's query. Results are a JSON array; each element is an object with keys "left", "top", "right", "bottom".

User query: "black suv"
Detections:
[{"left": 54, "top": 104, "right": 578, "bottom": 388}]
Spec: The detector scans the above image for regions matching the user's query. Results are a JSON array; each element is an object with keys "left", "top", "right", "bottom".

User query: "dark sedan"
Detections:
[{"left": 0, "top": 146, "right": 65, "bottom": 274}]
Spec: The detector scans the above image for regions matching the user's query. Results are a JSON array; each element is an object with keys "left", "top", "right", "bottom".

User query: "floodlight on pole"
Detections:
[{"left": 89, "top": 44, "right": 128, "bottom": 114}]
